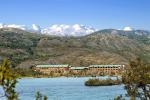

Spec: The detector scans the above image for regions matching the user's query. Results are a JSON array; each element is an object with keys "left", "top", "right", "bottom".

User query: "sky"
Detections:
[{"left": 0, "top": 0, "right": 150, "bottom": 30}]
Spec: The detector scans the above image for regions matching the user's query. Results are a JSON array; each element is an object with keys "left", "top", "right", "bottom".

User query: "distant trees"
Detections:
[
  {"left": 12, "top": 68, "right": 43, "bottom": 77},
  {"left": 122, "top": 58, "right": 150, "bottom": 100},
  {"left": 85, "top": 78, "right": 121, "bottom": 86}
]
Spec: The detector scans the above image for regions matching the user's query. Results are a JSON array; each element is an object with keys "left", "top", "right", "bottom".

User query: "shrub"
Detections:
[{"left": 85, "top": 78, "right": 121, "bottom": 86}]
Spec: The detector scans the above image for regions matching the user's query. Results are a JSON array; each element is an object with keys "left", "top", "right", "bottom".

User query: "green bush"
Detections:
[{"left": 85, "top": 78, "right": 121, "bottom": 86}]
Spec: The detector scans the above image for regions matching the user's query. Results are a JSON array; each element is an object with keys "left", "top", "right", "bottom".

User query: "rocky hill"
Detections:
[{"left": 0, "top": 28, "right": 150, "bottom": 68}]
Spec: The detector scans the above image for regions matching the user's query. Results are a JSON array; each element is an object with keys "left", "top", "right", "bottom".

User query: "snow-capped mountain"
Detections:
[
  {"left": 31, "top": 24, "right": 41, "bottom": 33},
  {"left": 0, "top": 23, "right": 41, "bottom": 33},
  {"left": 41, "top": 24, "right": 96, "bottom": 36},
  {"left": 0, "top": 23, "right": 96, "bottom": 36},
  {"left": 0, "top": 23, "right": 137, "bottom": 36},
  {"left": 0, "top": 23, "right": 27, "bottom": 30},
  {"left": 123, "top": 27, "right": 133, "bottom": 31}
]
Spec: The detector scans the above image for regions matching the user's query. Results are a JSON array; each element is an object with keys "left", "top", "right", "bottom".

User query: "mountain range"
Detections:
[
  {"left": 0, "top": 23, "right": 96, "bottom": 36},
  {"left": 0, "top": 26, "right": 150, "bottom": 68},
  {"left": 0, "top": 23, "right": 136, "bottom": 36}
]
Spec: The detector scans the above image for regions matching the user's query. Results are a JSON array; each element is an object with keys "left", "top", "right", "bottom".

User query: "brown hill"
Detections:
[{"left": 0, "top": 28, "right": 150, "bottom": 68}]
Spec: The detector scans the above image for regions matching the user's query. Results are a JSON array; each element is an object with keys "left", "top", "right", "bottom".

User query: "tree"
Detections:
[
  {"left": 36, "top": 91, "right": 48, "bottom": 100},
  {"left": 0, "top": 59, "right": 48, "bottom": 100},
  {"left": 0, "top": 59, "right": 19, "bottom": 100},
  {"left": 114, "top": 95, "right": 125, "bottom": 100},
  {"left": 36, "top": 91, "right": 42, "bottom": 100},
  {"left": 122, "top": 58, "right": 150, "bottom": 100},
  {"left": 43, "top": 95, "right": 48, "bottom": 100}
]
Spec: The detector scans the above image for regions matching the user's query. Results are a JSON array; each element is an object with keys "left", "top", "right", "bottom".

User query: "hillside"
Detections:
[{"left": 0, "top": 28, "right": 150, "bottom": 68}]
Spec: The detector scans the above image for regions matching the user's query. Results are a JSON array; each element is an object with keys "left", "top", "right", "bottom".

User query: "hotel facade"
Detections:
[{"left": 34, "top": 64, "right": 125, "bottom": 76}]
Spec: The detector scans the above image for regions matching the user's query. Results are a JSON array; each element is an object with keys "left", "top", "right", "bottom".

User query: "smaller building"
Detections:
[{"left": 34, "top": 64, "right": 71, "bottom": 74}]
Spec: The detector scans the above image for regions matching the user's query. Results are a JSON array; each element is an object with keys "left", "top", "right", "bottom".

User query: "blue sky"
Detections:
[{"left": 0, "top": 0, "right": 149, "bottom": 30}]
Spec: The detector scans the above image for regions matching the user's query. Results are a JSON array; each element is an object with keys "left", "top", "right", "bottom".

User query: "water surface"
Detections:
[{"left": 15, "top": 77, "right": 127, "bottom": 100}]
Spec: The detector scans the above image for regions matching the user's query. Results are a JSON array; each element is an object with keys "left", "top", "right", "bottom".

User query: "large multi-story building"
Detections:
[{"left": 34, "top": 64, "right": 125, "bottom": 76}]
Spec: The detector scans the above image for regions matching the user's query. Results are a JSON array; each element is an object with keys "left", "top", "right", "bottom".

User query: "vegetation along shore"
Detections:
[{"left": 85, "top": 78, "right": 122, "bottom": 86}]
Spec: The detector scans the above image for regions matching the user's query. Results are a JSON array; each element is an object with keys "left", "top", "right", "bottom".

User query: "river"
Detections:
[{"left": 0, "top": 77, "right": 128, "bottom": 100}]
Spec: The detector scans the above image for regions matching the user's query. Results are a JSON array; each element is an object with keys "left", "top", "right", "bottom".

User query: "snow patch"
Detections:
[{"left": 123, "top": 27, "right": 133, "bottom": 31}]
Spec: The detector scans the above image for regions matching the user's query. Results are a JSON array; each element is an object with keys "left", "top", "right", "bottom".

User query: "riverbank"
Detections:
[{"left": 18, "top": 75, "right": 121, "bottom": 80}]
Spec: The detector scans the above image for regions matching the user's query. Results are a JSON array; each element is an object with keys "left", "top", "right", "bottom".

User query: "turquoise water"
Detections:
[{"left": 1, "top": 77, "right": 128, "bottom": 100}]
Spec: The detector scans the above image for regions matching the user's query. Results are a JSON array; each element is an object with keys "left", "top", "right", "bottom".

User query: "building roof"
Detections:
[
  {"left": 70, "top": 67, "right": 89, "bottom": 70},
  {"left": 89, "top": 65, "right": 123, "bottom": 68},
  {"left": 36, "top": 64, "right": 70, "bottom": 68}
]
